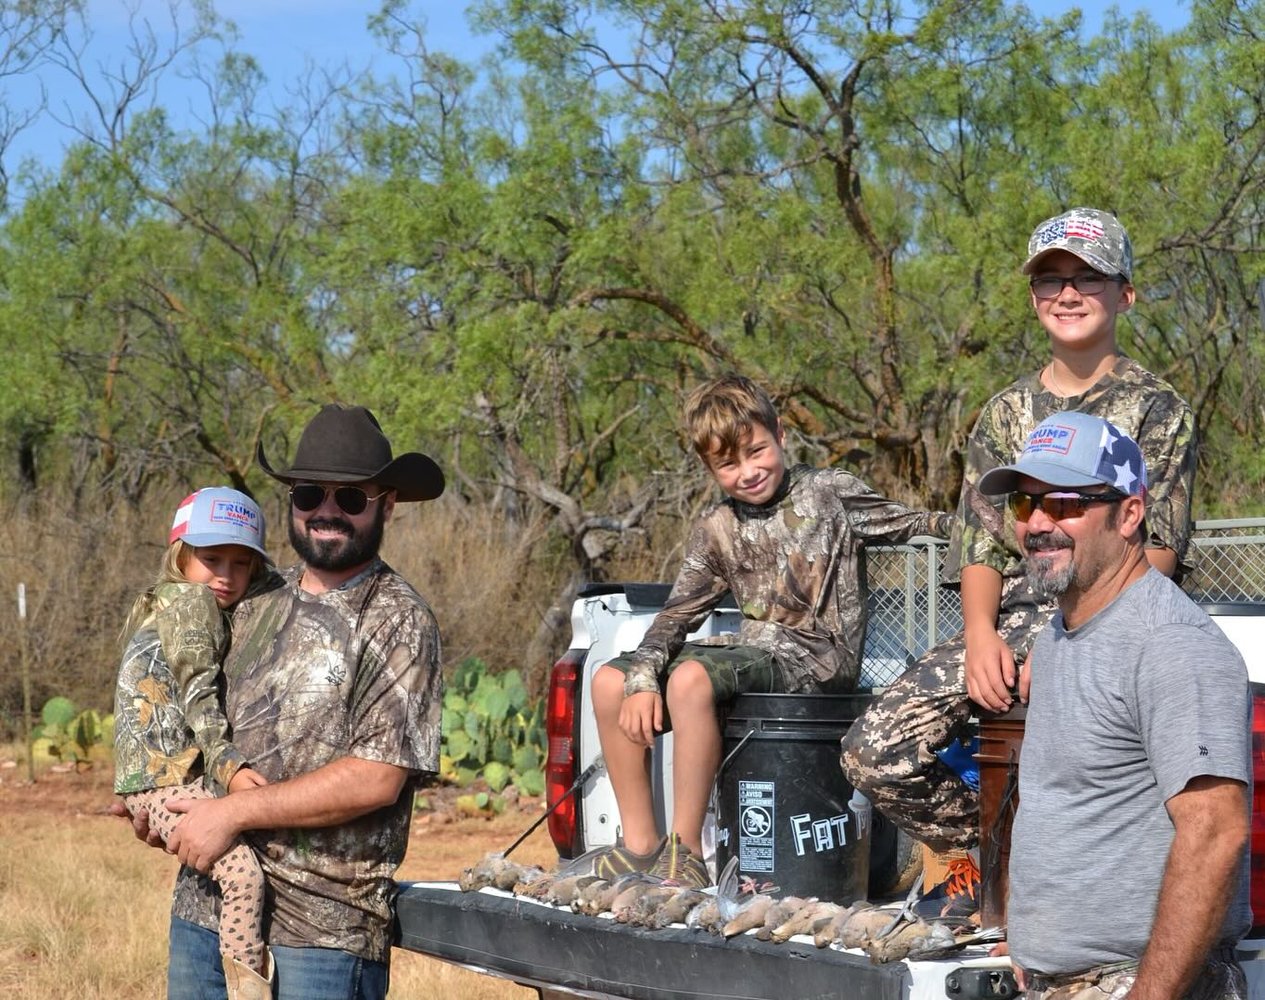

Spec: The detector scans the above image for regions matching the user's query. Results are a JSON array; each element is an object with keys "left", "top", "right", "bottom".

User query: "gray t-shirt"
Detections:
[{"left": 1008, "top": 569, "right": 1251, "bottom": 975}]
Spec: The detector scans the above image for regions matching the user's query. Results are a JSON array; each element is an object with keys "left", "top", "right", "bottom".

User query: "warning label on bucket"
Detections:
[{"left": 738, "top": 780, "right": 775, "bottom": 872}]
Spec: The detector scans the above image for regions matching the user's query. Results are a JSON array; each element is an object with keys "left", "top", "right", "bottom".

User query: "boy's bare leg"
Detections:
[
  {"left": 592, "top": 664, "right": 661, "bottom": 855},
  {"left": 663, "top": 660, "right": 721, "bottom": 856}
]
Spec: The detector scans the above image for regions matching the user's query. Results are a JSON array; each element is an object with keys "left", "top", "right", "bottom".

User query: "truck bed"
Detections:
[
  {"left": 394, "top": 881, "right": 1009, "bottom": 1000},
  {"left": 398, "top": 530, "right": 1265, "bottom": 999}
]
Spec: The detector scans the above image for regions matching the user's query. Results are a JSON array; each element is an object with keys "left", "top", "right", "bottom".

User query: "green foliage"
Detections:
[
  {"left": 3, "top": 0, "right": 1265, "bottom": 739},
  {"left": 455, "top": 790, "right": 507, "bottom": 816},
  {"left": 41, "top": 696, "right": 76, "bottom": 728},
  {"left": 440, "top": 658, "right": 547, "bottom": 812},
  {"left": 0, "top": 0, "right": 1262, "bottom": 624},
  {"left": 33, "top": 696, "right": 113, "bottom": 764}
]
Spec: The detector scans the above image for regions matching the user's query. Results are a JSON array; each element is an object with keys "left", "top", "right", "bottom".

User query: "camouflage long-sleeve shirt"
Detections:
[
  {"left": 943, "top": 356, "right": 1197, "bottom": 609},
  {"left": 171, "top": 559, "right": 444, "bottom": 963},
  {"left": 113, "top": 582, "right": 247, "bottom": 794},
  {"left": 623, "top": 465, "right": 953, "bottom": 695}
]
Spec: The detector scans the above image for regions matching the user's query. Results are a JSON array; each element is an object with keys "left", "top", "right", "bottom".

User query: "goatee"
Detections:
[
  {"left": 1026, "top": 554, "right": 1076, "bottom": 598},
  {"left": 1024, "top": 533, "right": 1075, "bottom": 598}
]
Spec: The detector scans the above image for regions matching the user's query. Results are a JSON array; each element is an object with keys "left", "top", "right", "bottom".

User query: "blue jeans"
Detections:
[{"left": 168, "top": 916, "right": 388, "bottom": 1000}]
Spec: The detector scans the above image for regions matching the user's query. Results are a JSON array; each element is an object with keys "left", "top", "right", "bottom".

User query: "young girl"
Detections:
[{"left": 114, "top": 487, "right": 278, "bottom": 1000}]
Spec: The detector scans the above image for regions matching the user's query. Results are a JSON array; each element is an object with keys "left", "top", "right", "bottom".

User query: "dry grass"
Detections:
[
  {"left": 0, "top": 807, "right": 175, "bottom": 997},
  {"left": 0, "top": 484, "right": 672, "bottom": 992},
  {"left": 0, "top": 493, "right": 153, "bottom": 737},
  {"left": 0, "top": 753, "right": 560, "bottom": 999},
  {"left": 0, "top": 484, "right": 681, "bottom": 740}
]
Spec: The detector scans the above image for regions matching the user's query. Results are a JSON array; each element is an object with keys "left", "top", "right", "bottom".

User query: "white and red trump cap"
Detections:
[{"left": 169, "top": 487, "right": 268, "bottom": 558}]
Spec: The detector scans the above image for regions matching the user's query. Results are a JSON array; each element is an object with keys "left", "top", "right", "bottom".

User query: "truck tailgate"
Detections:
[{"left": 395, "top": 881, "right": 913, "bottom": 999}]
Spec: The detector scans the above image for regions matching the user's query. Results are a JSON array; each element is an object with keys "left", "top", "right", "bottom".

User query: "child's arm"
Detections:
[
  {"left": 228, "top": 767, "right": 268, "bottom": 792},
  {"left": 153, "top": 583, "right": 248, "bottom": 790},
  {"left": 619, "top": 691, "right": 664, "bottom": 747},
  {"left": 621, "top": 520, "right": 729, "bottom": 698},
  {"left": 832, "top": 471, "right": 953, "bottom": 545},
  {"left": 1133, "top": 396, "right": 1198, "bottom": 576},
  {"left": 951, "top": 399, "right": 1027, "bottom": 710},
  {"left": 960, "top": 563, "right": 1015, "bottom": 712}
]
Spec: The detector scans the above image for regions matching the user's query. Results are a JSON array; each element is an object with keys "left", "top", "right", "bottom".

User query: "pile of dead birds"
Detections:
[{"left": 457, "top": 851, "right": 997, "bottom": 963}]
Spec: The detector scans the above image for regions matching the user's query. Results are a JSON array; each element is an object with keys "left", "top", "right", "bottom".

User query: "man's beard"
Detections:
[
  {"left": 289, "top": 503, "right": 386, "bottom": 572},
  {"left": 1024, "top": 531, "right": 1076, "bottom": 598}
]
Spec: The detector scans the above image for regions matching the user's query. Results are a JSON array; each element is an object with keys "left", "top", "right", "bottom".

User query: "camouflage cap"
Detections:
[{"left": 1021, "top": 208, "right": 1133, "bottom": 282}]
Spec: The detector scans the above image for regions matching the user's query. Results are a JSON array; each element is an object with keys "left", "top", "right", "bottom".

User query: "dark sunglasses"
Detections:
[
  {"left": 1029, "top": 274, "right": 1125, "bottom": 299},
  {"left": 289, "top": 483, "right": 387, "bottom": 515},
  {"left": 1008, "top": 489, "right": 1127, "bottom": 522}
]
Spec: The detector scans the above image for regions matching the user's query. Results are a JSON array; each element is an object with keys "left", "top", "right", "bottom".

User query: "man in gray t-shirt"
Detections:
[{"left": 977, "top": 411, "right": 1250, "bottom": 999}]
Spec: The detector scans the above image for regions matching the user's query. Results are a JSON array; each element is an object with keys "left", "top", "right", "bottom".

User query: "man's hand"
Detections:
[
  {"left": 619, "top": 690, "right": 664, "bottom": 747},
  {"left": 166, "top": 796, "right": 243, "bottom": 873},
  {"left": 228, "top": 767, "right": 268, "bottom": 793},
  {"left": 1018, "top": 650, "right": 1033, "bottom": 703},
  {"left": 109, "top": 800, "right": 165, "bottom": 847},
  {"left": 964, "top": 625, "right": 1016, "bottom": 713}
]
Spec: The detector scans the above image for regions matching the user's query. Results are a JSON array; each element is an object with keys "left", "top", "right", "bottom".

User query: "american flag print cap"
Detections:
[
  {"left": 976, "top": 411, "right": 1148, "bottom": 497},
  {"left": 169, "top": 486, "right": 268, "bottom": 558},
  {"left": 1021, "top": 207, "right": 1133, "bottom": 282}
]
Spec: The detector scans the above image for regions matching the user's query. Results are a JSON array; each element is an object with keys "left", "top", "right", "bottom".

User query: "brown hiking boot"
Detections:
[{"left": 647, "top": 834, "right": 712, "bottom": 889}]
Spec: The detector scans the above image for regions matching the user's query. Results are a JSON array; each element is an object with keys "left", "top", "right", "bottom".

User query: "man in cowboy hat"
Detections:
[{"left": 158, "top": 403, "right": 445, "bottom": 1000}]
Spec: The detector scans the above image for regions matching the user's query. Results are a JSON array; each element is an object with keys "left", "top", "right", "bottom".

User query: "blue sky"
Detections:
[{"left": 5, "top": 0, "right": 1191, "bottom": 178}]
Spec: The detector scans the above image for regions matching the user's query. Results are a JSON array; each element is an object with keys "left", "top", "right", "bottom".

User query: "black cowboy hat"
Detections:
[{"left": 257, "top": 404, "right": 444, "bottom": 503}]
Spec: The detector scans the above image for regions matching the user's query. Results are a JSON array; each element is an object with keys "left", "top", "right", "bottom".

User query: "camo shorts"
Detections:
[
  {"left": 1025, "top": 952, "right": 1246, "bottom": 1000},
  {"left": 604, "top": 642, "right": 782, "bottom": 703}
]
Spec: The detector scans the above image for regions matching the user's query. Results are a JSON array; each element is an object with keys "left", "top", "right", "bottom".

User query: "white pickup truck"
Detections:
[{"left": 396, "top": 521, "right": 1265, "bottom": 999}]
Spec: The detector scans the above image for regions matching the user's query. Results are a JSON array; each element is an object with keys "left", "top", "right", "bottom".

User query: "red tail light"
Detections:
[
  {"left": 546, "top": 649, "right": 585, "bottom": 857},
  {"left": 1251, "top": 688, "right": 1265, "bottom": 930}
]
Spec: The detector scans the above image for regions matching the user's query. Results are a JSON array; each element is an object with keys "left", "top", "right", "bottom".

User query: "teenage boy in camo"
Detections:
[
  {"left": 590, "top": 374, "right": 953, "bottom": 889},
  {"left": 840, "top": 208, "right": 1198, "bottom": 888}
]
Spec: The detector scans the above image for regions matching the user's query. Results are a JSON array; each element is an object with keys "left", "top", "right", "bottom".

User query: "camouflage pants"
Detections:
[
  {"left": 839, "top": 603, "right": 1049, "bottom": 852},
  {"left": 1024, "top": 953, "right": 1246, "bottom": 999}
]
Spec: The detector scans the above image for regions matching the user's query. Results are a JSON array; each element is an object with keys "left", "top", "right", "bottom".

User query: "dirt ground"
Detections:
[
  {"left": 0, "top": 756, "right": 562, "bottom": 999},
  {"left": 0, "top": 758, "right": 561, "bottom": 873},
  {"left": 0, "top": 759, "right": 129, "bottom": 819}
]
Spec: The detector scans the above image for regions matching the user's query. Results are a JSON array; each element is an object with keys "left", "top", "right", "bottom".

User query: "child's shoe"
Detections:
[
  {"left": 222, "top": 950, "right": 274, "bottom": 1000},
  {"left": 647, "top": 833, "right": 712, "bottom": 889},
  {"left": 914, "top": 853, "right": 979, "bottom": 919},
  {"left": 592, "top": 837, "right": 665, "bottom": 880}
]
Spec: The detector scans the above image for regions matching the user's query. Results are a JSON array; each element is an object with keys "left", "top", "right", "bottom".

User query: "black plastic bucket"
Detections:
[{"left": 715, "top": 693, "right": 873, "bottom": 904}]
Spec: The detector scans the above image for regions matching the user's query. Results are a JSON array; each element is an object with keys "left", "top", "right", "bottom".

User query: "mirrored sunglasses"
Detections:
[{"left": 1008, "top": 489, "right": 1127, "bottom": 522}]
